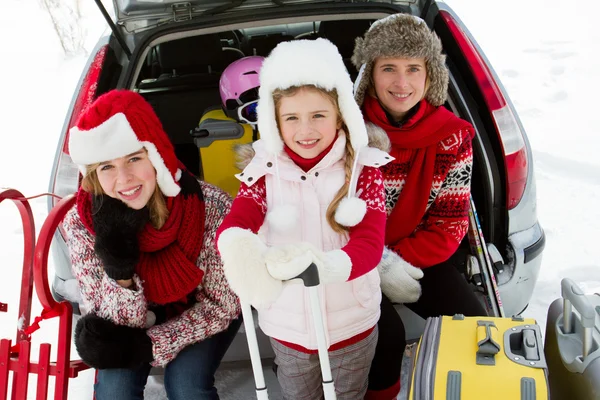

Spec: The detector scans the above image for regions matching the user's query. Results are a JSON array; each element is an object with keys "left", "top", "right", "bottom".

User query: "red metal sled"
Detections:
[{"left": 0, "top": 189, "right": 89, "bottom": 400}]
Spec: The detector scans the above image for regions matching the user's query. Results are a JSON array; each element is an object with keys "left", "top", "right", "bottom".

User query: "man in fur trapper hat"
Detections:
[{"left": 352, "top": 14, "right": 487, "bottom": 400}]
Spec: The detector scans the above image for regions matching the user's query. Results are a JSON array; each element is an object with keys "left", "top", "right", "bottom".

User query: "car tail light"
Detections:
[
  {"left": 50, "top": 45, "right": 108, "bottom": 210},
  {"left": 440, "top": 11, "right": 528, "bottom": 209}
]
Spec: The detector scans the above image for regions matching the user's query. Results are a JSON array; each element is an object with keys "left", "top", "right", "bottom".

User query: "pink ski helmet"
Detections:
[{"left": 219, "top": 56, "right": 264, "bottom": 125}]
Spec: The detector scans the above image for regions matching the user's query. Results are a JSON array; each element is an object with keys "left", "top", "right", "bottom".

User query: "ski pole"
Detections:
[
  {"left": 468, "top": 196, "right": 505, "bottom": 317},
  {"left": 295, "top": 263, "right": 337, "bottom": 400},
  {"left": 240, "top": 300, "right": 269, "bottom": 400}
]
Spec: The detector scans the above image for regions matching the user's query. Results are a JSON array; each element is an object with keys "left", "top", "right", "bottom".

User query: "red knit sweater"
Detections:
[{"left": 373, "top": 100, "right": 475, "bottom": 268}]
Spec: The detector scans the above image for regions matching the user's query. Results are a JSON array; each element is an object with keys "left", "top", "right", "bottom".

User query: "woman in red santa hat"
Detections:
[{"left": 63, "top": 89, "right": 241, "bottom": 400}]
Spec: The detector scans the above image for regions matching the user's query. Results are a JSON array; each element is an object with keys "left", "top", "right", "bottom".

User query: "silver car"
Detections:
[{"left": 47, "top": 0, "right": 545, "bottom": 392}]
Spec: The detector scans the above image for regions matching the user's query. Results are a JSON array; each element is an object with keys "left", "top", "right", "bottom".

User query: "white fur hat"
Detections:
[
  {"left": 256, "top": 38, "right": 372, "bottom": 230},
  {"left": 257, "top": 38, "right": 369, "bottom": 155}
]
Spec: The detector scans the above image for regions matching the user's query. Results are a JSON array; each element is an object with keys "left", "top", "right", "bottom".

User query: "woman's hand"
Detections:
[
  {"left": 116, "top": 279, "right": 134, "bottom": 289},
  {"left": 92, "top": 195, "right": 149, "bottom": 281},
  {"left": 74, "top": 314, "right": 153, "bottom": 369},
  {"left": 377, "top": 247, "right": 423, "bottom": 303}
]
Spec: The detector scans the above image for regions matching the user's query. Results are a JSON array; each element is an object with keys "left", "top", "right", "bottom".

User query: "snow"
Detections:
[{"left": 0, "top": 0, "right": 599, "bottom": 398}]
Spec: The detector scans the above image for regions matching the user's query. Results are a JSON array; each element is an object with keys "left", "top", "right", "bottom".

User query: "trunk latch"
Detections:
[{"left": 172, "top": 2, "right": 192, "bottom": 22}]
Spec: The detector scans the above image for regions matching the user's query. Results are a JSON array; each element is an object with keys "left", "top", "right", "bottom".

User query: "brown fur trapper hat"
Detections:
[{"left": 352, "top": 14, "right": 449, "bottom": 107}]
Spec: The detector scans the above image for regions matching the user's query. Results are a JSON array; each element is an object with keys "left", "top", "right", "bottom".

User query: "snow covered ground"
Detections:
[{"left": 0, "top": 0, "right": 598, "bottom": 398}]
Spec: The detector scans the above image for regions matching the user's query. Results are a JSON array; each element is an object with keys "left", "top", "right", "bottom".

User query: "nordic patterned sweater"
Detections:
[
  {"left": 62, "top": 181, "right": 241, "bottom": 367},
  {"left": 382, "top": 104, "right": 474, "bottom": 268}
]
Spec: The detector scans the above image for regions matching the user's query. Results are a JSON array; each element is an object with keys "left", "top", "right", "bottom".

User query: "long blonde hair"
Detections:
[
  {"left": 82, "top": 163, "right": 169, "bottom": 229},
  {"left": 273, "top": 85, "right": 354, "bottom": 233}
]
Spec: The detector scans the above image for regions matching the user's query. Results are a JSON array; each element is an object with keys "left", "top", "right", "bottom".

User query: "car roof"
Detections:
[{"left": 111, "top": 0, "right": 414, "bottom": 32}]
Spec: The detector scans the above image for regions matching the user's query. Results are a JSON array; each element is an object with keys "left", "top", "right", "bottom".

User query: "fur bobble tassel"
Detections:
[
  {"left": 334, "top": 197, "right": 367, "bottom": 227},
  {"left": 266, "top": 204, "right": 299, "bottom": 232}
]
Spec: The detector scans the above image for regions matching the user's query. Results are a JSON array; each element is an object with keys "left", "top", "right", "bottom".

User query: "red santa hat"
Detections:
[{"left": 68, "top": 90, "right": 181, "bottom": 197}]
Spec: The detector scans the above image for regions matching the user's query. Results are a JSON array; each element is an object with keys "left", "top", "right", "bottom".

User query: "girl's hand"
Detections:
[
  {"left": 266, "top": 243, "right": 352, "bottom": 284},
  {"left": 217, "top": 227, "right": 283, "bottom": 308},
  {"left": 265, "top": 245, "right": 313, "bottom": 281}
]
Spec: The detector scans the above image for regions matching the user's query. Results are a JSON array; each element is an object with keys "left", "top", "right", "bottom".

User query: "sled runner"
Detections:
[
  {"left": 544, "top": 278, "right": 600, "bottom": 400},
  {"left": 242, "top": 263, "right": 337, "bottom": 400},
  {"left": 0, "top": 190, "right": 89, "bottom": 400},
  {"left": 408, "top": 314, "right": 549, "bottom": 399}
]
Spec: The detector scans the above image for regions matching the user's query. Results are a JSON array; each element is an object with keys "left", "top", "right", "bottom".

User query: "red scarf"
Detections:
[
  {"left": 76, "top": 173, "right": 205, "bottom": 305},
  {"left": 363, "top": 96, "right": 473, "bottom": 245}
]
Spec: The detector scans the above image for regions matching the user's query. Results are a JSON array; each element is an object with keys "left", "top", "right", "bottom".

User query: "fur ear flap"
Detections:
[
  {"left": 334, "top": 197, "right": 367, "bottom": 227},
  {"left": 366, "top": 123, "right": 391, "bottom": 152},
  {"left": 234, "top": 143, "right": 256, "bottom": 170}
]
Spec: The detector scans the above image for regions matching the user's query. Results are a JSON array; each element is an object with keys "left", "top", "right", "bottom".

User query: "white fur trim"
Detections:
[
  {"left": 266, "top": 244, "right": 352, "bottom": 284},
  {"left": 68, "top": 112, "right": 180, "bottom": 197},
  {"left": 258, "top": 38, "right": 368, "bottom": 156},
  {"left": 69, "top": 113, "right": 143, "bottom": 169},
  {"left": 142, "top": 141, "right": 180, "bottom": 197},
  {"left": 265, "top": 245, "right": 314, "bottom": 281},
  {"left": 266, "top": 204, "right": 298, "bottom": 232},
  {"left": 217, "top": 228, "right": 283, "bottom": 308},
  {"left": 358, "top": 147, "right": 395, "bottom": 168},
  {"left": 334, "top": 197, "right": 367, "bottom": 227},
  {"left": 319, "top": 249, "right": 352, "bottom": 284}
]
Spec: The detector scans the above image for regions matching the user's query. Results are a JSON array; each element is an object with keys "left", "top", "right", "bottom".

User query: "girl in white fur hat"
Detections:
[{"left": 216, "top": 38, "right": 394, "bottom": 399}]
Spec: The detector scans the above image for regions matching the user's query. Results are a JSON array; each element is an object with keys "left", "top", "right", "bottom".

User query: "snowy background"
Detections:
[{"left": 0, "top": 0, "right": 598, "bottom": 398}]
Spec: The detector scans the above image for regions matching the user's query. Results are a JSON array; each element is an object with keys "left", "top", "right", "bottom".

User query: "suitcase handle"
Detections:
[
  {"left": 561, "top": 278, "right": 595, "bottom": 359},
  {"left": 476, "top": 320, "right": 500, "bottom": 365}
]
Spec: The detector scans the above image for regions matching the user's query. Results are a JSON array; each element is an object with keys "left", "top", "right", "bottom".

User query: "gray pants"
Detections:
[{"left": 270, "top": 326, "right": 379, "bottom": 400}]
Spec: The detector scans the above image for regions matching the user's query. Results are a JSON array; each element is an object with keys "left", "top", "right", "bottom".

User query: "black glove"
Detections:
[
  {"left": 74, "top": 314, "right": 153, "bottom": 370},
  {"left": 91, "top": 195, "right": 149, "bottom": 280}
]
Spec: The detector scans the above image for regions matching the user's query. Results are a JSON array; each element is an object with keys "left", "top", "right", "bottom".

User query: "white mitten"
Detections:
[
  {"left": 217, "top": 228, "right": 282, "bottom": 308},
  {"left": 266, "top": 243, "right": 352, "bottom": 284},
  {"left": 377, "top": 247, "right": 423, "bottom": 303}
]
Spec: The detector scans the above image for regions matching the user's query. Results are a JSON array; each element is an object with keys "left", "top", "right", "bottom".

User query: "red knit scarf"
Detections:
[
  {"left": 363, "top": 96, "right": 472, "bottom": 245},
  {"left": 76, "top": 175, "right": 205, "bottom": 305}
]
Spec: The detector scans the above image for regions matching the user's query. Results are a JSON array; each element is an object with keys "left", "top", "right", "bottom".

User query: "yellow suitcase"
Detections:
[
  {"left": 408, "top": 315, "right": 549, "bottom": 399},
  {"left": 193, "top": 108, "right": 256, "bottom": 198}
]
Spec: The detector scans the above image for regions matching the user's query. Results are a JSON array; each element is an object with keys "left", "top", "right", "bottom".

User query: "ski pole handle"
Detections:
[{"left": 292, "top": 262, "right": 320, "bottom": 287}]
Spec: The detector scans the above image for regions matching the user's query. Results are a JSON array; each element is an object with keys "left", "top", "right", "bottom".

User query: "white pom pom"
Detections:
[
  {"left": 145, "top": 311, "right": 157, "bottom": 328},
  {"left": 334, "top": 197, "right": 367, "bottom": 227},
  {"left": 266, "top": 204, "right": 299, "bottom": 232}
]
